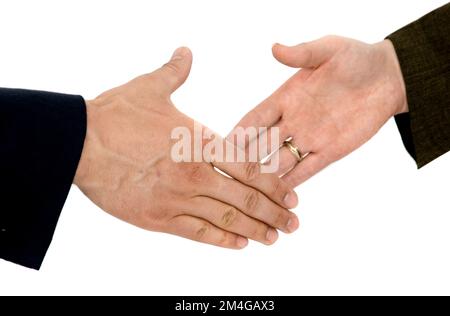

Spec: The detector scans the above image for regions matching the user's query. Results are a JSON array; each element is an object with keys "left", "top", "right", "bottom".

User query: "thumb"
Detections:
[
  {"left": 154, "top": 47, "right": 193, "bottom": 95},
  {"left": 272, "top": 37, "right": 336, "bottom": 69}
]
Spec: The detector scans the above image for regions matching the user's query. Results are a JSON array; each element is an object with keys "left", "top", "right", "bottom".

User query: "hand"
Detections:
[
  {"left": 74, "top": 47, "right": 299, "bottom": 249},
  {"left": 231, "top": 36, "right": 408, "bottom": 187}
]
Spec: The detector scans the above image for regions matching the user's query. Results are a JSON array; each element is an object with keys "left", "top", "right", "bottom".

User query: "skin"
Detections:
[
  {"left": 73, "top": 47, "right": 300, "bottom": 250},
  {"left": 231, "top": 36, "right": 409, "bottom": 187}
]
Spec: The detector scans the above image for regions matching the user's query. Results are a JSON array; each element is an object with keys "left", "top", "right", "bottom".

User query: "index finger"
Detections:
[
  {"left": 227, "top": 98, "right": 282, "bottom": 148},
  {"left": 210, "top": 139, "right": 299, "bottom": 209}
]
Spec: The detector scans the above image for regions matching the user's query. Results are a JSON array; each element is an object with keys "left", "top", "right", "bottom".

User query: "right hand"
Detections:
[
  {"left": 74, "top": 47, "right": 299, "bottom": 249},
  {"left": 230, "top": 37, "right": 408, "bottom": 187}
]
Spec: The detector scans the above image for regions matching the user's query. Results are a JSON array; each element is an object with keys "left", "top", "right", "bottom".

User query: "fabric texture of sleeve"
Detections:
[
  {"left": 0, "top": 88, "right": 86, "bottom": 270},
  {"left": 387, "top": 3, "right": 450, "bottom": 168}
]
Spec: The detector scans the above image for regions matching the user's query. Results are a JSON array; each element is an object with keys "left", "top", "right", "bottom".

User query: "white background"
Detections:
[{"left": 0, "top": 0, "right": 449, "bottom": 296}]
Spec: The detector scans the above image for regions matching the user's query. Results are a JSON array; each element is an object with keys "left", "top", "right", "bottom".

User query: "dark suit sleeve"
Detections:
[
  {"left": 387, "top": 3, "right": 450, "bottom": 168},
  {"left": 0, "top": 88, "right": 86, "bottom": 270}
]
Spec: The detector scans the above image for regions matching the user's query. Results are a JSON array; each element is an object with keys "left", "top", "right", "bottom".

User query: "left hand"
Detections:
[{"left": 230, "top": 36, "right": 408, "bottom": 187}]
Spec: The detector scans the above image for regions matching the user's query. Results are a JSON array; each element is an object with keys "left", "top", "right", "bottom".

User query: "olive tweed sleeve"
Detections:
[{"left": 388, "top": 3, "right": 450, "bottom": 168}]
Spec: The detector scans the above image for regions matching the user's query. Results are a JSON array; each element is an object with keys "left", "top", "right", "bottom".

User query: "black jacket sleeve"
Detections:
[
  {"left": 0, "top": 88, "right": 86, "bottom": 270},
  {"left": 387, "top": 3, "right": 450, "bottom": 168}
]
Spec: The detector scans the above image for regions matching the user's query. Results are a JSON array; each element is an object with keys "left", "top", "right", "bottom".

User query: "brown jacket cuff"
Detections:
[{"left": 387, "top": 3, "right": 450, "bottom": 168}]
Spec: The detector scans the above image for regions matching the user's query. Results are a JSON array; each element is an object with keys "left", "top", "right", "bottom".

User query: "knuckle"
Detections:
[
  {"left": 303, "top": 46, "right": 314, "bottom": 66},
  {"left": 196, "top": 223, "right": 210, "bottom": 240},
  {"left": 163, "top": 61, "right": 181, "bottom": 74},
  {"left": 270, "top": 177, "right": 284, "bottom": 199},
  {"left": 218, "top": 232, "right": 230, "bottom": 247},
  {"left": 183, "top": 164, "right": 208, "bottom": 184},
  {"left": 144, "top": 204, "right": 169, "bottom": 224},
  {"left": 221, "top": 208, "right": 238, "bottom": 228},
  {"left": 244, "top": 162, "right": 260, "bottom": 182},
  {"left": 244, "top": 191, "right": 260, "bottom": 214}
]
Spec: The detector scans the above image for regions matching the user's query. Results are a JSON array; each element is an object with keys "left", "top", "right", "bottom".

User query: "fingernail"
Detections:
[
  {"left": 171, "top": 47, "right": 189, "bottom": 61},
  {"left": 286, "top": 216, "right": 299, "bottom": 233},
  {"left": 266, "top": 228, "right": 278, "bottom": 244},
  {"left": 237, "top": 236, "right": 249, "bottom": 249},
  {"left": 284, "top": 192, "right": 299, "bottom": 208}
]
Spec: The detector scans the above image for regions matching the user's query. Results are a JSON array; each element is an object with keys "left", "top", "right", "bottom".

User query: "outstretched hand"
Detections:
[
  {"left": 74, "top": 48, "right": 299, "bottom": 249},
  {"left": 231, "top": 36, "right": 408, "bottom": 187}
]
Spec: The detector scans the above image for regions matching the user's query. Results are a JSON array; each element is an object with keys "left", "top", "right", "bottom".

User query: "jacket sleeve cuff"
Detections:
[
  {"left": 387, "top": 4, "right": 450, "bottom": 168},
  {"left": 0, "top": 88, "right": 87, "bottom": 270}
]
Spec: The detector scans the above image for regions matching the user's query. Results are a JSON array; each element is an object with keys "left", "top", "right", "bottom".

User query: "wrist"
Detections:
[
  {"left": 74, "top": 99, "right": 95, "bottom": 187},
  {"left": 376, "top": 40, "right": 409, "bottom": 115}
]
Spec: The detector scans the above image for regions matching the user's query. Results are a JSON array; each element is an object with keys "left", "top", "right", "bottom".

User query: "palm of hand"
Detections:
[{"left": 282, "top": 38, "right": 404, "bottom": 159}]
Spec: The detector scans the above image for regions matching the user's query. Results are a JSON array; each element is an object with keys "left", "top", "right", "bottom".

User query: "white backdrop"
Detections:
[{"left": 0, "top": 0, "right": 449, "bottom": 296}]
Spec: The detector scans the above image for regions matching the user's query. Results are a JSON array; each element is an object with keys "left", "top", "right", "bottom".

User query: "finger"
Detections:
[
  {"left": 272, "top": 37, "right": 337, "bottom": 69},
  {"left": 166, "top": 215, "right": 248, "bottom": 250},
  {"left": 225, "top": 124, "right": 289, "bottom": 168},
  {"left": 206, "top": 172, "right": 300, "bottom": 233},
  {"left": 200, "top": 130, "right": 298, "bottom": 209},
  {"left": 272, "top": 146, "right": 300, "bottom": 177},
  {"left": 269, "top": 134, "right": 312, "bottom": 177},
  {"left": 282, "top": 153, "right": 330, "bottom": 187},
  {"left": 212, "top": 153, "right": 299, "bottom": 209},
  {"left": 247, "top": 124, "right": 290, "bottom": 162},
  {"left": 188, "top": 196, "right": 279, "bottom": 245},
  {"left": 227, "top": 98, "right": 283, "bottom": 148},
  {"left": 151, "top": 47, "right": 193, "bottom": 95}
]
